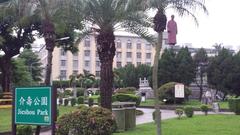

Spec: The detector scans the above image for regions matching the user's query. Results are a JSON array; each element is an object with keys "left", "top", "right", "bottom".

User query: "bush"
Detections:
[
  {"left": 97, "top": 96, "right": 101, "bottom": 105},
  {"left": 17, "top": 125, "right": 32, "bottom": 135},
  {"left": 136, "top": 110, "right": 144, "bottom": 116},
  {"left": 71, "top": 98, "right": 77, "bottom": 106},
  {"left": 228, "top": 98, "right": 240, "bottom": 115},
  {"left": 112, "top": 94, "right": 141, "bottom": 107},
  {"left": 57, "top": 106, "right": 116, "bottom": 135},
  {"left": 184, "top": 106, "right": 194, "bottom": 118},
  {"left": 64, "top": 99, "right": 69, "bottom": 106},
  {"left": 77, "top": 88, "right": 85, "bottom": 97},
  {"left": 58, "top": 98, "right": 63, "bottom": 105},
  {"left": 158, "top": 82, "right": 191, "bottom": 104},
  {"left": 175, "top": 109, "right": 184, "bottom": 119},
  {"left": 200, "top": 104, "right": 209, "bottom": 115},
  {"left": 115, "top": 87, "right": 137, "bottom": 94},
  {"left": 88, "top": 98, "right": 94, "bottom": 107},
  {"left": 63, "top": 90, "right": 73, "bottom": 97},
  {"left": 77, "top": 96, "right": 84, "bottom": 104}
]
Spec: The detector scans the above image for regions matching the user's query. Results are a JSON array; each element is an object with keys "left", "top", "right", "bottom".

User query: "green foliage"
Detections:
[
  {"left": 53, "top": 80, "right": 71, "bottom": 88},
  {"left": 57, "top": 107, "right": 116, "bottom": 135},
  {"left": 228, "top": 98, "right": 240, "bottom": 115},
  {"left": 88, "top": 98, "right": 94, "bottom": 107},
  {"left": 175, "top": 109, "right": 184, "bottom": 119},
  {"left": 136, "top": 110, "right": 144, "bottom": 116},
  {"left": 17, "top": 125, "right": 33, "bottom": 135},
  {"left": 158, "top": 82, "right": 191, "bottom": 104},
  {"left": 70, "top": 98, "right": 77, "bottom": 106},
  {"left": 77, "top": 96, "right": 84, "bottom": 105},
  {"left": 64, "top": 99, "right": 69, "bottom": 106},
  {"left": 63, "top": 90, "right": 73, "bottom": 97},
  {"left": 115, "top": 87, "right": 137, "bottom": 94},
  {"left": 158, "top": 48, "right": 196, "bottom": 86},
  {"left": 200, "top": 104, "right": 209, "bottom": 115},
  {"left": 112, "top": 94, "right": 141, "bottom": 107},
  {"left": 77, "top": 88, "right": 85, "bottom": 97},
  {"left": 184, "top": 106, "right": 194, "bottom": 118}
]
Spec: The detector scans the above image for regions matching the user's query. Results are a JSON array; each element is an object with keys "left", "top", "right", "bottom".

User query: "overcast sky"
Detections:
[{"left": 162, "top": 0, "right": 240, "bottom": 50}]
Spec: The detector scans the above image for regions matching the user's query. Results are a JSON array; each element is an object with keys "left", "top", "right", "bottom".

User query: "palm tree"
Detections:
[
  {"left": 73, "top": 0, "right": 153, "bottom": 109},
  {"left": 145, "top": 0, "right": 208, "bottom": 134}
]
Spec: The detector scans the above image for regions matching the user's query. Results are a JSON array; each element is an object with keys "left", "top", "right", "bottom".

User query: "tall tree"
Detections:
[
  {"left": 0, "top": 0, "right": 41, "bottom": 92},
  {"left": 231, "top": 51, "right": 240, "bottom": 97},
  {"left": 145, "top": 0, "right": 208, "bottom": 134},
  {"left": 19, "top": 49, "right": 43, "bottom": 83},
  {"left": 193, "top": 48, "right": 208, "bottom": 101},
  {"left": 74, "top": 0, "right": 153, "bottom": 109}
]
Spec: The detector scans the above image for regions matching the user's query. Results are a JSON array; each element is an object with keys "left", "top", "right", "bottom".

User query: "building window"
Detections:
[
  {"left": 127, "top": 40, "right": 132, "bottom": 49},
  {"left": 73, "top": 60, "right": 78, "bottom": 68},
  {"left": 61, "top": 60, "right": 66, "bottom": 67},
  {"left": 146, "top": 43, "right": 151, "bottom": 50},
  {"left": 137, "top": 43, "right": 141, "bottom": 49},
  {"left": 136, "top": 52, "right": 142, "bottom": 59},
  {"left": 60, "top": 70, "right": 67, "bottom": 80},
  {"left": 127, "top": 62, "right": 132, "bottom": 65},
  {"left": 84, "top": 50, "right": 90, "bottom": 57},
  {"left": 137, "top": 62, "right": 141, "bottom": 66},
  {"left": 84, "top": 36, "right": 90, "bottom": 47},
  {"left": 116, "top": 40, "right": 121, "bottom": 48},
  {"left": 96, "top": 61, "right": 100, "bottom": 67},
  {"left": 126, "top": 52, "right": 132, "bottom": 58},
  {"left": 96, "top": 71, "right": 100, "bottom": 77},
  {"left": 85, "top": 61, "right": 90, "bottom": 67},
  {"left": 60, "top": 49, "right": 66, "bottom": 56},
  {"left": 146, "top": 62, "right": 151, "bottom": 66},
  {"left": 73, "top": 70, "right": 78, "bottom": 75},
  {"left": 116, "top": 62, "right": 122, "bottom": 68},
  {"left": 116, "top": 52, "right": 122, "bottom": 58},
  {"left": 146, "top": 53, "right": 151, "bottom": 59}
]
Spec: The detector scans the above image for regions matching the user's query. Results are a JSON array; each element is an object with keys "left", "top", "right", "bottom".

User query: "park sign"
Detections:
[
  {"left": 175, "top": 83, "right": 185, "bottom": 98},
  {"left": 15, "top": 87, "right": 52, "bottom": 125}
]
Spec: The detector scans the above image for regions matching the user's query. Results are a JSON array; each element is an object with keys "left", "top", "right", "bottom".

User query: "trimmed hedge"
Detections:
[
  {"left": 57, "top": 106, "right": 116, "bottom": 135},
  {"left": 184, "top": 106, "right": 194, "bottom": 118},
  {"left": 17, "top": 125, "right": 32, "bottom": 135},
  {"left": 200, "top": 104, "right": 209, "bottom": 115},
  {"left": 112, "top": 93, "right": 141, "bottom": 106},
  {"left": 175, "top": 109, "right": 184, "bottom": 119},
  {"left": 70, "top": 98, "right": 77, "bottom": 106},
  {"left": 228, "top": 98, "right": 240, "bottom": 115},
  {"left": 115, "top": 87, "right": 137, "bottom": 94},
  {"left": 158, "top": 82, "right": 191, "bottom": 104},
  {"left": 88, "top": 98, "right": 94, "bottom": 107},
  {"left": 77, "top": 96, "right": 84, "bottom": 104}
]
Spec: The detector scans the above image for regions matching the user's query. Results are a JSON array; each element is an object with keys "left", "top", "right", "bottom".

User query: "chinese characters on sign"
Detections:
[{"left": 15, "top": 87, "right": 52, "bottom": 125}]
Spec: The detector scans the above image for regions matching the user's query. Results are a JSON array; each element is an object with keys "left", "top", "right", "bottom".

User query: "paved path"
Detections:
[{"left": 40, "top": 108, "right": 233, "bottom": 135}]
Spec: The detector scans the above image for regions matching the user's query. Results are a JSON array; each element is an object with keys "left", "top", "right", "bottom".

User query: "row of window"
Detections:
[
  {"left": 60, "top": 70, "right": 101, "bottom": 80},
  {"left": 116, "top": 52, "right": 151, "bottom": 59}
]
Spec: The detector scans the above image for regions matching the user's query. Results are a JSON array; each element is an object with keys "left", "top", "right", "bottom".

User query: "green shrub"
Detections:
[
  {"left": 88, "top": 98, "right": 94, "bottom": 107},
  {"left": 63, "top": 90, "right": 73, "bottom": 97},
  {"left": 184, "top": 106, "right": 194, "bottom": 118},
  {"left": 57, "top": 107, "right": 116, "bottom": 135},
  {"left": 115, "top": 87, "right": 137, "bottom": 94},
  {"left": 95, "top": 90, "right": 100, "bottom": 95},
  {"left": 112, "top": 94, "right": 141, "bottom": 106},
  {"left": 97, "top": 96, "right": 101, "bottom": 105},
  {"left": 71, "top": 98, "right": 77, "bottom": 106},
  {"left": 158, "top": 82, "right": 191, "bottom": 104},
  {"left": 58, "top": 98, "right": 63, "bottom": 105},
  {"left": 77, "top": 104, "right": 89, "bottom": 110},
  {"left": 77, "top": 96, "right": 84, "bottom": 104},
  {"left": 77, "top": 88, "right": 85, "bottom": 97},
  {"left": 64, "top": 99, "right": 69, "bottom": 106},
  {"left": 175, "top": 109, "right": 184, "bottom": 119},
  {"left": 200, "top": 104, "right": 209, "bottom": 115},
  {"left": 228, "top": 98, "right": 240, "bottom": 115},
  {"left": 17, "top": 125, "right": 32, "bottom": 135},
  {"left": 136, "top": 110, "right": 144, "bottom": 116}
]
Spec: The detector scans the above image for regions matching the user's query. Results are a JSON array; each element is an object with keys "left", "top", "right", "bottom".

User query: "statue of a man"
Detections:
[{"left": 167, "top": 15, "right": 178, "bottom": 45}]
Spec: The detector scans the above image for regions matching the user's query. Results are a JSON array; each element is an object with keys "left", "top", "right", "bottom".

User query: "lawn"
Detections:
[
  {"left": 140, "top": 99, "right": 229, "bottom": 109},
  {"left": 0, "top": 106, "right": 78, "bottom": 133},
  {"left": 114, "top": 115, "right": 240, "bottom": 135}
]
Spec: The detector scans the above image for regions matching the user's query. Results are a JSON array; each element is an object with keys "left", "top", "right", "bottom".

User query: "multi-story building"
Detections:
[{"left": 39, "top": 31, "right": 168, "bottom": 81}]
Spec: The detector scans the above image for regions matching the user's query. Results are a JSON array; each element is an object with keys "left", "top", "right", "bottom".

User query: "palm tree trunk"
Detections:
[
  {"left": 0, "top": 56, "right": 12, "bottom": 92},
  {"left": 97, "top": 29, "right": 115, "bottom": 110},
  {"left": 153, "top": 32, "right": 163, "bottom": 135}
]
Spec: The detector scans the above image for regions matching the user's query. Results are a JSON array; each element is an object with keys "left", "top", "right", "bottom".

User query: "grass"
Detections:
[
  {"left": 114, "top": 115, "right": 240, "bottom": 135},
  {"left": 140, "top": 99, "right": 229, "bottom": 109},
  {"left": 0, "top": 105, "right": 78, "bottom": 133}
]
